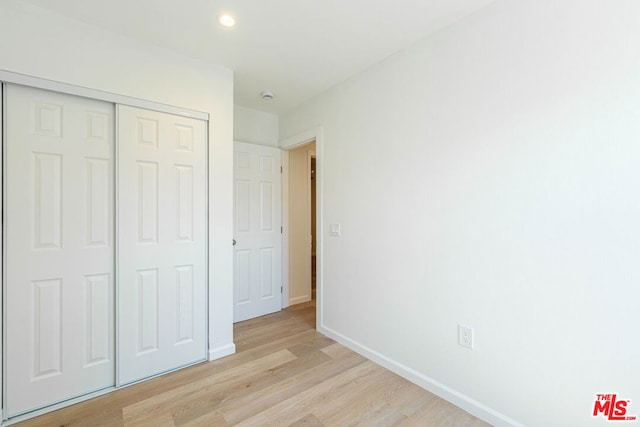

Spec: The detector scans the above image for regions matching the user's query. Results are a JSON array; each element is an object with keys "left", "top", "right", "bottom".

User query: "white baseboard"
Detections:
[
  {"left": 208, "top": 343, "right": 236, "bottom": 361},
  {"left": 317, "top": 324, "right": 524, "bottom": 427},
  {"left": 289, "top": 295, "right": 311, "bottom": 305}
]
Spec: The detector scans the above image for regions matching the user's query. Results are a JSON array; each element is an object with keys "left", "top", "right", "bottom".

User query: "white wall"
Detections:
[
  {"left": 280, "top": 1, "right": 640, "bottom": 426},
  {"left": 234, "top": 105, "right": 279, "bottom": 147},
  {"left": 0, "top": 0, "right": 235, "bottom": 366}
]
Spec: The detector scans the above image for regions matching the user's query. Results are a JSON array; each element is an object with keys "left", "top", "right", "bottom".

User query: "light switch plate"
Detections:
[{"left": 330, "top": 223, "right": 341, "bottom": 237}]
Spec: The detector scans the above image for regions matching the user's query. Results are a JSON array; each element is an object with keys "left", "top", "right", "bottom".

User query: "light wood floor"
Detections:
[{"left": 14, "top": 299, "right": 491, "bottom": 426}]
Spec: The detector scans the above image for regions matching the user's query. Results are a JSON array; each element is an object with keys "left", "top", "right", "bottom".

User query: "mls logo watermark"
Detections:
[{"left": 593, "top": 394, "right": 637, "bottom": 421}]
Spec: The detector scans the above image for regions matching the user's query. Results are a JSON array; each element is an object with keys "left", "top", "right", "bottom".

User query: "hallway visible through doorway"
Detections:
[{"left": 287, "top": 141, "right": 316, "bottom": 306}]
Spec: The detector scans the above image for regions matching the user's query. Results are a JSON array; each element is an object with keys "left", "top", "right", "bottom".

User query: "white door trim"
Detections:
[
  {"left": 280, "top": 127, "right": 323, "bottom": 328},
  {"left": 0, "top": 70, "right": 208, "bottom": 121},
  {"left": 1, "top": 83, "right": 4, "bottom": 422},
  {"left": 281, "top": 150, "right": 290, "bottom": 308}
]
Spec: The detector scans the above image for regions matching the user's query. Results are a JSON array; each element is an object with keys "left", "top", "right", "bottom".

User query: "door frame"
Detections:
[
  {"left": 0, "top": 71, "right": 211, "bottom": 423},
  {"left": 280, "top": 127, "right": 323, "bottom": 327}
]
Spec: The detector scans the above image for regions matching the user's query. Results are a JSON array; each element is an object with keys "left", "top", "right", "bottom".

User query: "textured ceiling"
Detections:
[{"left": 21, "top": 0, "right": 496, "bottom": 114}]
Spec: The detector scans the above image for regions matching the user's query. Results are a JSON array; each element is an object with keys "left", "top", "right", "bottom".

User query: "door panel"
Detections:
[
  {"left": 233, "top": 142, "right": 282, "bottom": 322},
  {"left": 117, "top": 105, "right": 207, "bottom": 385},
  {"left": 5, "top": 84, "right": 115, "bottom": 417}
]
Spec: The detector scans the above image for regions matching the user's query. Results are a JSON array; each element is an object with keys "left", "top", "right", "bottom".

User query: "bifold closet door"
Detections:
[
  {"left": 117, "top": 105, "right": 207, "bottom": 384},
  {"left": 5, "top": 84, "right": 115, "bottom": 417}
]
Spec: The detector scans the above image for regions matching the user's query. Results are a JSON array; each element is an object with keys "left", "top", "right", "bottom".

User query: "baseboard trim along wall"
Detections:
[
  {"left": 317, "top": 324, "right": 525, "bottom": 427},
  {"left": 289, "top": 295, "right": 312, "bottom": 306},
  {"left": 208, "top": 343, "right": 236, "bottom": 361}
]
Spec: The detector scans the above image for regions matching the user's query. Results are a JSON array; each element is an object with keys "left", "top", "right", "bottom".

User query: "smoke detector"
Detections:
[{"left": 260, "top": 90, "right": 275, "bottom": 101}]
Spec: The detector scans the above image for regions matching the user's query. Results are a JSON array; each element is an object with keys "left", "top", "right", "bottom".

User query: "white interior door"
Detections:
[
  {"left": 5, "top": 84, "right": 115, "bottom": 417},
  {"left": 233, "top": 141, "right": 282, "bottom": 322},
  {"left": 117, "top": 105, "right": 207, "bottom": 384}
]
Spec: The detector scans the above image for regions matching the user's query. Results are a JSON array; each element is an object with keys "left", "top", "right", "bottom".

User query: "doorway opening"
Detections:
[
  {"left": 281, "top": 126, "right": 323, "bottom": 330},
  {"left": 286, "top": 141, "right": 316, "bottom": 306}
]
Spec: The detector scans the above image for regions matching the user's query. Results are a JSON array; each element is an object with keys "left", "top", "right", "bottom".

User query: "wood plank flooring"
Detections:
[{"left": 13, "top": 300, "right": 491, "bottom": 426}]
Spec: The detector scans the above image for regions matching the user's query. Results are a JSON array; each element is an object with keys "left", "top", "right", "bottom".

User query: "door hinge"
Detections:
[
  {"left": 281, "top": 226, "right": 283, "bottom": 233},
  {"left": 281, "top": 286, "right": 283, "bottom": 293},
  {"left": 280, "top": 166, "right": 283, "bottom": 173}
]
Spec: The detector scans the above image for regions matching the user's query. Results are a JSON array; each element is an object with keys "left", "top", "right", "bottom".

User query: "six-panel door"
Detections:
[
  {"left": 117, "top": 105, "right": 207, "bottom": 385},
  {"left": 5, "top": 85, "right": 115, "bottom": 416},
  {"left": 233, "top": 142, "right": 283, "bottom": 322}
]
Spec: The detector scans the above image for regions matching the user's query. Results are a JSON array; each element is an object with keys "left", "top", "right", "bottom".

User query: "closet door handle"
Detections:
[{"left": 233, "top": 239, "right": 237, "bottom": 246}]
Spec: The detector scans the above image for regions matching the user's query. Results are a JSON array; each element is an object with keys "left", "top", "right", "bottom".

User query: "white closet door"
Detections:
[
  {"left": 117, "top": 105, "right": 207, "bottom": 385},
  {"left": 5, "top": 85, "right": 115, "bottom": 417}
]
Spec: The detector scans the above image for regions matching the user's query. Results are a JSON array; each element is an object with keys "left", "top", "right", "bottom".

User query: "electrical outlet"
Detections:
[{"left": 458, "top": 324, "right": 474, "bottom": 349}]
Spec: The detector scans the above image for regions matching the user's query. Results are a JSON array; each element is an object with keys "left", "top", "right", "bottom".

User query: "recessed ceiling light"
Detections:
[{"left": 218, "top": 14, "right": 235, "bottom": 28}]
